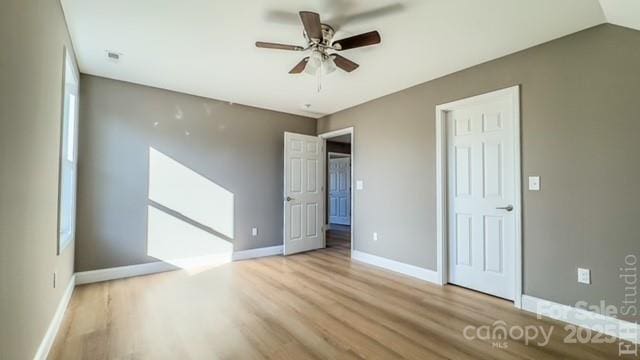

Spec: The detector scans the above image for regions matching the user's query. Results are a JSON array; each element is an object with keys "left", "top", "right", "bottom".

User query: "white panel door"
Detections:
[
  {"left": 284, "top": 132, "right": 324, "bottom": 255},
  {"left": 328, "top": 156, "right": 351, "bottom": 225},
  {"left": 447, "top": 96, "right": 516, "bottom": 300}
]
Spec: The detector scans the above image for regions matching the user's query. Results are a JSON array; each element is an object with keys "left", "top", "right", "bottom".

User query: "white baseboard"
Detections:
[
  {"left": 163, "top": 253, "right": 232, "bottom": 270},
  {"left": 522, "top": 295, "right": 639, "bottom": 344},
  {"left": 75, "top": 261, "right": 177, "bottom": 285},
  {"left": 351, "top": 250, "right": 440, "bottom": 285},
  {"left": 33, "top": 274, "right": 76, "bottom": 360},
  {"left": 75, "top": 246, "right": 284, "bottom": 285},
  {"left": 233, "top": 245, "right": 283, "bottom": 261}
]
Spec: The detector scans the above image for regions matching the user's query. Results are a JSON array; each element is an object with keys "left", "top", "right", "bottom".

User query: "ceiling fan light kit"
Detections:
[
  {"left": 256, "top": 10, "right": 381, "bottom": 91},
  {"left": 304, "top": 50, "right": 323, "bottom": 75},
  {"left": 323, "top": 55, "right": 337, "bottom": 75},
  {"left": 304, "top": 50, "right": 337, "bottom": 76}
]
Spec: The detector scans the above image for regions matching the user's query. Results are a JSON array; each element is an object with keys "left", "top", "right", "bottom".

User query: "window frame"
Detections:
[{"left": 57, "top": 47, "right": 80, "bottom": 255}]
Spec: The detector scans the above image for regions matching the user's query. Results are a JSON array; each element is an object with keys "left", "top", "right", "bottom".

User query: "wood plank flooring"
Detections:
[{"left": 50, "top": 231, "right": 632, "bottom": 359}]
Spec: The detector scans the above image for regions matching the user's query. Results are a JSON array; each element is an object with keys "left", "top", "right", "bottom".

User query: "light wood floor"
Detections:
[{"left": 50, "top": 231, "right": 630, "bottom": 359}]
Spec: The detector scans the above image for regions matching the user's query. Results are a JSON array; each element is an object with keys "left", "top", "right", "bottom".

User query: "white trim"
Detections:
[
  {"left": 76, "top": 246, "right": 286, "bottom": 285},
  {"left": 318, "top": 127, "right": 354, "bottom": 139},
  {"left": 75, "top": 261, "right": 177, "bottom": 285},
  {"left": 435, "top": 101, "right": 447, "bottom": 287},
  {"left": 512, "top": 87, "right": 522, "bottom": 308},
  {"left": 57, "top": 47, "right": 80, "bottom": 256},
  {"left": 435, "top": 85, "right": 523, "bottom": 307},
  {"left": 318, "top": 127, "right": 354, "bottom": 252},
  {"left": 33, "top": 274, "right": 75, "bottom": 360},
  {"left": 352, "top": 250, "right": 440, "bottom": 284},
  {"left": 522, "top": 295, "right": 640, "bottom": 345},
  {"left": 232, "top": 245, "right": 283, "bottom": 261},
  {"left": 328, "top": 151, "right": 350, "bottom": 159}
]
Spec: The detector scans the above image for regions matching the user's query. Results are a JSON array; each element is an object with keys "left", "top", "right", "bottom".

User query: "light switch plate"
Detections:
[
  {"left": 373, "top": 232, "right": 378, "bottom": 241},
  {"left": 252, "top": 227, "right": 258, "bottom": 236},
  {"left": 356, "top": 180, "right": 364, "bottom": 190},
  {"left": 529, "top": 176, "right": 540, "bottom": 191},
  {"left": 578, "top": 268, "right": 591, "bottom": 284}
]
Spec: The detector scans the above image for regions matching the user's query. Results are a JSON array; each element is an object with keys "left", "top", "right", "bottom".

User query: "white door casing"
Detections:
[
  {"left": 318, "top": 127, "right": 355, "bottom": 252},
  {"left": 328, "top": 156, "right": 351, "bottom": 225},
  {"left": 283, "top": 132, "right": 325, "bottom": 255},
  {"left": 442, "top": 87, "right": 520, "bottom": 301}
]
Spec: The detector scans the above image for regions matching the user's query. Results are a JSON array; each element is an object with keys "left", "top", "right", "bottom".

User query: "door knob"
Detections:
[
  {"left": 496, "top": 205, "right": 514, "bottom": 212},
  {"left": 286, "top": 196, "right": 294, "bottom": 202}
]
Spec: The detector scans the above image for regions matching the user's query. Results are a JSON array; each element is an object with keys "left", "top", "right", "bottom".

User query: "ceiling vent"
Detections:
[{"left": 106, "top": 51, "right": 121, "bottom": 62}]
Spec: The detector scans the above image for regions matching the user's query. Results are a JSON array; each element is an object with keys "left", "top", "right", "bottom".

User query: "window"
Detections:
[{"left": 58, "top": 49, "right": 79, "bottom": 253}]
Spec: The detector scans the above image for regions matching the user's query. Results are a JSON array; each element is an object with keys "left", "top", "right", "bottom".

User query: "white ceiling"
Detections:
[
  {"left": 599, "top": 0, "right": 640, "bottom": 31},
  {"left": 60, "top": 0, "right": 638, "bottom": 118}
]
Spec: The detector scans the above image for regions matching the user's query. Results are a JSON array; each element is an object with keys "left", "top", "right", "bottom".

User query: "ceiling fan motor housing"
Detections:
[{"left": 304, "top": 24, "right": 336, "bottom": 47}]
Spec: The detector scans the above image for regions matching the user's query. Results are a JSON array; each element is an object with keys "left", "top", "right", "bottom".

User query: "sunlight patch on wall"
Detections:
[
  {"left": 147, "top": 205, "right": 233, "bottom": 273},
  {"left": 149, "top": 147, "right": 234, "bottom": 238}
]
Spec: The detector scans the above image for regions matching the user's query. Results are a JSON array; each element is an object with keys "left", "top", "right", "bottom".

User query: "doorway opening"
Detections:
[{"left": 319, "top": 128, "right": 354, "bottom": 253}]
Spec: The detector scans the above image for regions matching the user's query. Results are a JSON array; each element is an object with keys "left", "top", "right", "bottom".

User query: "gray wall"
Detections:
[
  {"left": 317, "top": 24, "right": 640, "bottom": 320},
  {"left": 0, "top": 1, "right": 77, "bottom": 358},
  {"left": 76, "top": 75, "right": 315, "bottom": 272}
]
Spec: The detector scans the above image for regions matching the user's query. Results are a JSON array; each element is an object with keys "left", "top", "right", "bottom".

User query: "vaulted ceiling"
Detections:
[{"left": 61, "top": 0, "right": 639, "bottom": 118}]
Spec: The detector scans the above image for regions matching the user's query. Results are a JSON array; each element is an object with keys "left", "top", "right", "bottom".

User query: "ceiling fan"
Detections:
[{"left": 256, "top": 11, "right": 381, "bottom": 76}]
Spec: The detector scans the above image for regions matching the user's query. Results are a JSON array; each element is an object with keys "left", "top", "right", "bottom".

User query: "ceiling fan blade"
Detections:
[
  {"left": 299, "top": 11, "right": 323, "bottom": 42},
  {"left": 333, "top": 31, "right": 381, "bottom": 50},
  {"left": 289, "top": 57, "right": 309, "bottom": 74},
  {"left": 256, "top": 42, "right": 304, "bottom": 51},
  {"left": 332, "top": 54, "right": 359, "bottom": 72}
]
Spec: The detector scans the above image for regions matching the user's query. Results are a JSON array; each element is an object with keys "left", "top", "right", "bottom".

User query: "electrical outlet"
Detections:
[
  {"left": 578, "top": 268, "right": 591, "bottom": 284},
  {"left": 252, "top": 227, "right": 258, "bottom": 236},
  {"left": 373, "top": 232, "right": 378, "bottom": 241}
]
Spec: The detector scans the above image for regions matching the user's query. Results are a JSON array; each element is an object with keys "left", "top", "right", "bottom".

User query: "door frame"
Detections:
[
  {"left": 328, "top": 152, "right": 350, "bottom": 159},
  {"left": 434, "top": 86, "right": 522, "bottom": 308},
  {"left": 318, "top": 127, "right": 354, "bottom": 252}
]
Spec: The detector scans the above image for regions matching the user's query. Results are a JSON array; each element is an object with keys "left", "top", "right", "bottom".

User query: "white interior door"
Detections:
[
  {"left": 447, "top": 95, "right": 516, "bottom": 300},
  {"left": 328, "top": 156, "right": 351, "bottom": 225},
  {"left": 284, "top": 132, "right": 324, "bottom": 255}
]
